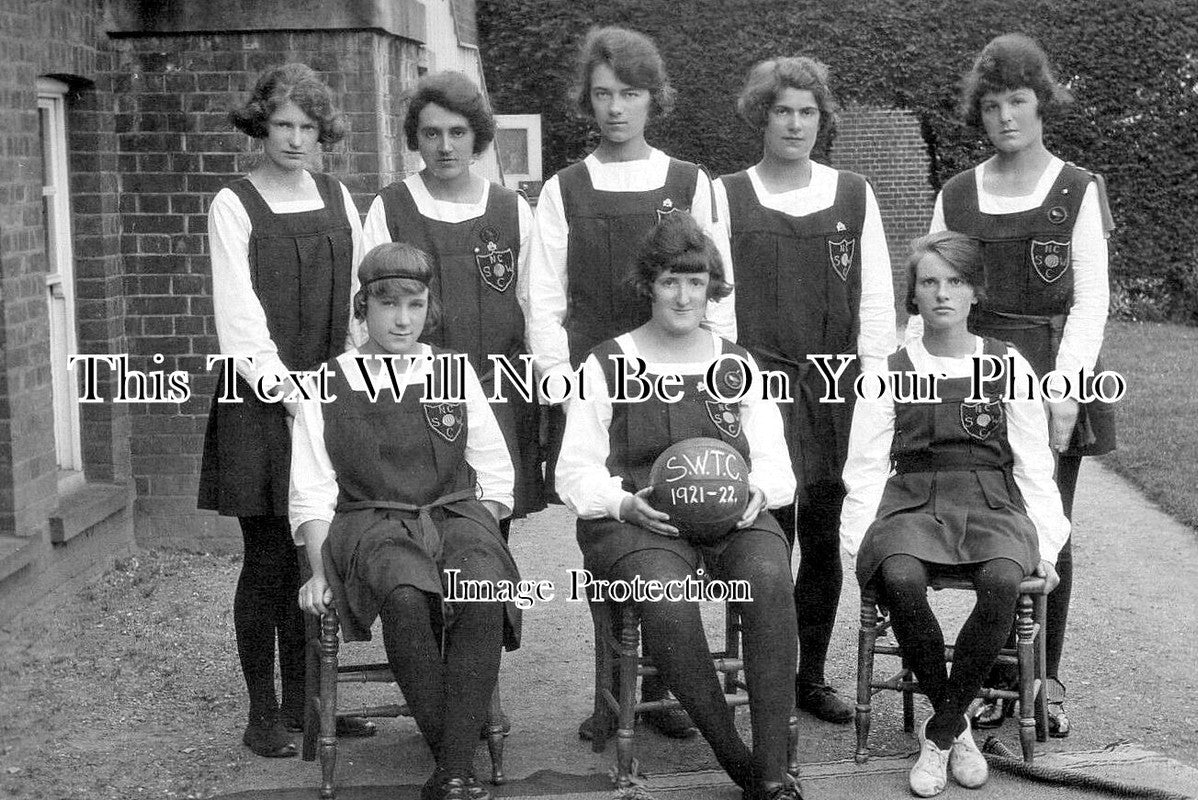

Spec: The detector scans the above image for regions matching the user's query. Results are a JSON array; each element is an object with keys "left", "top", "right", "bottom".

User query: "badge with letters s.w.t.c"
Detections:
[
  {"left": 827, "top": 236, "right": 856, "bottom": 282},
  {"left": 705, "top": 401, "right": 742, "bottom": 438},
  {"left": 474, "top": 225, "right": 515, "bottom": 293},
  {"left": 1030, "top": 239, "right": 1070, "bottom": 284},
  {"left": 424, "top": 402, "right": 464, "bottom": 442},
  {"left": 960, "top": 399, "right": 1004, "bottom": 441}
]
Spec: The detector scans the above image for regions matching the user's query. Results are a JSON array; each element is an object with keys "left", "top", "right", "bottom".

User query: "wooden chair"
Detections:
[
  {"left": 854, "top": 575, "right": 1049, "bottom": 765},
  {"left": 590, "top": 600, "right": 801, "bottom": 787},
  {"left": 299, "top": 585, "right": 507, "bottom": 799}
]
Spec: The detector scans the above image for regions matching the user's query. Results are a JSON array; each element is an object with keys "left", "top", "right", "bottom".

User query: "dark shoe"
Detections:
[
  {"left": 283, "top": 714, "right": 377, "bottom": 737},
  {"left": 796, "top": 681, "right": 853, "bottom": 724},
  {"left": 970, "top": 697, "right": 1015, "bottom": 730},
  {"left": 242, "top": 715, "right": 298, "bottom": 758},
  {"left": 1045, "top": 678, "right": 1070, "bottom": 738},
  {"left": 577, "top": 712, "right": 614, "bottom": 741},
  {"left": 480, "top": 711, "right": 511, "bottom": 740},
  {"left": 421, "top": 772, "right": 489, "bottom": 800},
  {"left": 640, "top": 705, "right": 698, "bottom": 739},
  {"left": 744, "top": 775, "right": 805, "bottom": 800}
]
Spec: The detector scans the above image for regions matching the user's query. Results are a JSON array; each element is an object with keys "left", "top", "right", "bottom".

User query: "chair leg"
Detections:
[
  {"left": 1034, "top": 592, "right": 1049, "bottom": 743},
  {"left": 486, "top": 685, "right": 506, "bottom": 785},
  {"left": 591, "top": 601, "right": 614, "bottom": 753},
  {"left": 302, "top": 612, "right": 321, "bottom": 762},
  {"left": 319, "top": 607, "right": 341, "bottom": 800},
  {"left": 615, "top": 605, "right": 639, "bottom": 787},
  {"left": 1015, "top": 592, "right": 1036, "bottom": 763},
  {"left": 855, "top": 593, "right": 879, "bottom": 764}
]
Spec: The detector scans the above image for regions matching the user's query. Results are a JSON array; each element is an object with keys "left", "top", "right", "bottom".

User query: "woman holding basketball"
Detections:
[
  {"left": 556, "top": 212, "right": 802, "bottom": 800},
  {"left": 907, "top": 33, "right": 1113, "bottom": 736}
]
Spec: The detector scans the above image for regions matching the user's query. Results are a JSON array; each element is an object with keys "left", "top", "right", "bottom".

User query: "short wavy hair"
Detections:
[
  {"left": 574, "top": 26, "right": 676, "bottom": 119},
  {"left": 736, "top": 56, "right": 838, "bottom": 143},
  {"left": 229, "top": 63, "right": 346, "bottom": 144},
  {"left": 630, "top": 211, "right": 732, "bottom": 302},
  {"left": 961, "top": 33, "right": 1073, "bottom": 129},
  {"left": 403, "top": 71, "right": 496, "bottom": 155},
  {"left": 904, "top": 230, "right": 985, "bottom": 315},
  {"left": 353, "top": 243, "right": 442, "bottom": 336}
]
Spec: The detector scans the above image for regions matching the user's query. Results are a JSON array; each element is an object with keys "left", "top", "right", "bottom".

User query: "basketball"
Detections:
[{"left": 649, "top": 437, "right": 751, "bottom": 543}]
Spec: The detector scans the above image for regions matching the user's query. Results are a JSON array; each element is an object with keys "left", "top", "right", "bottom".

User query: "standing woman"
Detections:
[
  {"left": 292, "top": 243, "right": 520, "bottom": 800},
  {"left": 910, "top": 33, "right": 1114, "bottom": 736},
  {"left": 528, "top": 25, "right": 733, "bottom": 738},
  {"left": 713, "top": 57, "right": 896, "bottom": 724},
  {"left": 364, "top": 70, "right": 545, "bottom": 534},
  {"left": 198, "top": 63, "right": 366, "bottom": 757},
  {"left": 556, "top": 212, "right": 802, "bottom": 800}
]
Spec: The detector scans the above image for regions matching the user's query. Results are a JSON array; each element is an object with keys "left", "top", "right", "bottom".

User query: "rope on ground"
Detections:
[{"left": 982, "top": 737, "right": 1194, "bottom": 800}]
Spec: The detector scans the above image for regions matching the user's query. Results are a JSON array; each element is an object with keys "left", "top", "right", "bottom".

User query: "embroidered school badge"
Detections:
[
  {"left": 474, "top": 228, "right": 515, "bottom": 293},
  {"left": 827, "top": 237, "right": 856, "bottom": 282},
  {"left": 960, "top": 400, "right": 1004, "bottom": 441},
  {"left": 1030, "top": 239, "right": 1071, "bottom": 284},
  {"left": 656, "top": 197, "right": 676, "bottom": 223},
  {"left": 705, "top": 401, "right": 742, "bottom": 438},
  {"left": 424, "top": 402, "right": 464, "bottom": 442}
]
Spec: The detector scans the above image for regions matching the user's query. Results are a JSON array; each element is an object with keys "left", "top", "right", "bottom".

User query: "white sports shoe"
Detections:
[
  {"left": 949, "top": 714, "right": 989, "bottom": 788},
  {"left": 910, "top": 719, "right": 949, "bottom": 797}
]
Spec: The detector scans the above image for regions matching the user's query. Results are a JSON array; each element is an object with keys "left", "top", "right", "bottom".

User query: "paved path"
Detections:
[{"left": 227, "top": 459, "right": 1198, "bottom": 798}]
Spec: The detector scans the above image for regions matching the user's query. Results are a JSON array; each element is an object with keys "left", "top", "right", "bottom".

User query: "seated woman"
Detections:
[
  {"left": 556, "top": 212, "right": 802, "bottom": 800},
  {"left": 840, "top": 231, "right": 1068, "bottom": 798},
  {"left": 291, "top": 242, "right": 521, "bottom": 800}
]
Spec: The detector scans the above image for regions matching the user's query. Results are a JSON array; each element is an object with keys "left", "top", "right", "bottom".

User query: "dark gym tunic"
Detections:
[
  {"left": 304, "top": 348, "right": 521, "bottom": 647},
  {"left": 855, "top": 339, "right": 1043, "bottom": 588},
  {"left": 721, "top": 168, "right": 868, "bottom": 488},
  {"left": 375, "top": 179, "right": 545, "bottom": 517},
  {"left": 198, "top": 173, "right": 353, "bottom": 516},
  {"left": 941, "top": 164, "right": 1115, "bottom": 456}
]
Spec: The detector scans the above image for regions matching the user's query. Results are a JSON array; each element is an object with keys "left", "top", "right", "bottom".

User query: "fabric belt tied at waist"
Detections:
[
  {"left": 977, "top": 310, "right": 1067, "bottom": 355},
  {"left": 337, "top": 488, "right": 478, "bottom": 564},
  {"left": 892, "top": 454, "right": 1011, "bottom": 474}
]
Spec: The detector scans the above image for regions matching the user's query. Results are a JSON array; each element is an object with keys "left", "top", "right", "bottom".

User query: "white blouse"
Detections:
[
  {"left": 905, "top": 157, "right": 1109, "bottom": 376},
  {"left": 362, "top": 173, "right": 535, "bottom": 322},
  {"left": 839, "top": 336, "right": 1070, "bottom": 564},
  {"left": 288, "top": 345, "right": 516, "bottom": 542},
  {"left": 555, "top": 331, "right": 796, "bottom": 522},
  {"left": 712, "top": 162, "right": 897, "bottom": 373},
  {"left": 527, "top": 148, "right": 736, "bottom": 388},
  {"left": 207, "top": 173, "right": 364, "bottom": 392}
]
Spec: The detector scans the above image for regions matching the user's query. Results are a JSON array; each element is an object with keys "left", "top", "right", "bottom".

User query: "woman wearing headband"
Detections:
[{"left": 291, "top": 243, "right": 520, "bottom": 800}]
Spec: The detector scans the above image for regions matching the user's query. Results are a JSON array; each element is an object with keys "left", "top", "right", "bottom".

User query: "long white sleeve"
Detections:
[
  {"left": 839, "top": 339, "right": 1070, "bottom": 561},
  {"left": 527, "top": 150, "right": 735, "bottom": 385},
  {"left": 362, "top": 178, "right": 534, "bottom": 324},
  {"left": 209, "top": 179, "right": 364, "bottom": 387},
  {"left": 839, "top": 378, "right": 896, "bottom": 558},
  {"left": 712, "top": 165, "right": 894, "bottom": 371},
  {"left": 909, "top": 159, "right": 1109, "bottom": 373},
  {"left": 288, "top": 348, "right": 515, "bottom": 542}
]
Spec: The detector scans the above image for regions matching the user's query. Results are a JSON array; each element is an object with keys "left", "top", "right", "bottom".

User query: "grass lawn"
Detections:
[{"left": 1099, "top": 319, "right": 1198, "bottom": 531}]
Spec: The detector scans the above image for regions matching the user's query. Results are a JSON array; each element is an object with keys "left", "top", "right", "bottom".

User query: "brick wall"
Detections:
[
  {"left": 110, "top": 31, "right": 421, "bottom": 549},
  {"left": 832, "top": 106, "right": 935, "bottom": 317},
  {"left": 0, "top": 0, "right": 124, "bottom": 539}
]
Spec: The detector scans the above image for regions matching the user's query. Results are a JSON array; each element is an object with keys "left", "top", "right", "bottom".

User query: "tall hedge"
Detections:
[{"left": 479, "top": 0, "right": 1198, "bottom": 321}]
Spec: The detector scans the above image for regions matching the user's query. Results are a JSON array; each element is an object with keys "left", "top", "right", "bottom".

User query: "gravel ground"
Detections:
[{"left": 0, "top": 553, "right": 248, "bottom": 800}]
